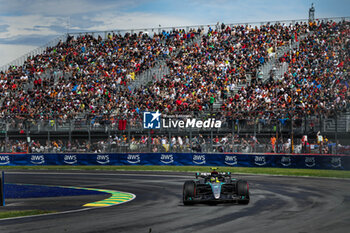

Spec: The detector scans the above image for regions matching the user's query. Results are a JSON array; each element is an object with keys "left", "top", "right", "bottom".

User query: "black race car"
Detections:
[{"left": 183, "top": 168, "right": 249, "bottom": 205}]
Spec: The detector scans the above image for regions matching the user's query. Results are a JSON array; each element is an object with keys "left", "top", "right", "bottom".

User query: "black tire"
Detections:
[
  {"left": 237, "top": 180, "right": 249, "bottom": 205},
  {"left": 183, "top": 181, "right": 196, "bottom": 205}
]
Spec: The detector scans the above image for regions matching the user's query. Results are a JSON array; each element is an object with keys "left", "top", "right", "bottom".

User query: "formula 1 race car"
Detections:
[{"left": 183, "top": 168, "right": 249, "bottom": 205}]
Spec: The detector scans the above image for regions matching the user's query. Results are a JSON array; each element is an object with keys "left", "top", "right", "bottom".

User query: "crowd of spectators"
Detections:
[
  {"left": 222, "top": 20, "right": 349, "bottom": 120},
  {"left": 119, "top": 22, "right": 309, "bottom": 115},
  {"left": 0, "top": 20, "right": 348, "bottom": 128},
  {"left": 1, "top": 133, "right": 347, "bottom": 154},
  {"left": 0, "top": 29, "right": 195, "bottom": 120}
]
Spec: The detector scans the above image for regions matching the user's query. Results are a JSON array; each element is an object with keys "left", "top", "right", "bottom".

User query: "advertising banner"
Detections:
[{"left": 0, "top": 153, "right": 349, "bottom": 170}]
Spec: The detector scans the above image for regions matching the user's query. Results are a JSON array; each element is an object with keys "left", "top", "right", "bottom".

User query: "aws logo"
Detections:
[
  {"left": 160, "top": 154, "right": 174, "bottom": 164},
  {"left": 225, "top": 156, "right": 237, "bottom": 166},
  {"left": 97, "top": 155, "right": 110, "bottom": 164},
  {"left": 254, "top": 156, "right": 266, "bottom": 166},
  {"left": 331, "top": 157, "right": 341, "bottom": 168},
  {"left": 31, "top": 155, "right": 45, "bottom": 165},
  {"left": 193, "top": 154, "right": 206, "bottom": 165},
  {"left": 64, "top": 155, "right": 77, "bottom": 165},
  {"left": 281, "top": 156, "right": 291, "bottom": 167},
  {"left": 0, "top": 155, "right": 10, "bottom": 165},
  {"left": 127, "top": 154, "right": 141, "bottom": 164},
  {"left": 305, "top": 157, "right": 315, "bottom": 168}
]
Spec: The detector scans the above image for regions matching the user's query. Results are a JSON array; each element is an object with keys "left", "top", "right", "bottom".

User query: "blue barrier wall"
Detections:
[{"left": 0, "top": 153, "right": 349, "bottom": 170}]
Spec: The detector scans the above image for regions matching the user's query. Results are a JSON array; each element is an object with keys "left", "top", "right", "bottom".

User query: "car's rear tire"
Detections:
[
  {"left": 237, "top": 180, "right": 249, "bottom": 204},
  {"left": 183, "top": 181, "right": 196, "bottom": 205}
]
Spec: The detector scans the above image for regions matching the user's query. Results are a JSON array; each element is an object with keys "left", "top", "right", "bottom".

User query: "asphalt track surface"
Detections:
[{"left": 0, "top": 170, "right": 350, "bottom": 233}]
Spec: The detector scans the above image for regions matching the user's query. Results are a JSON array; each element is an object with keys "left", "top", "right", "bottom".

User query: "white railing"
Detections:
[{"left": 0, "top": 34, "right": 68, "bottom": 72}]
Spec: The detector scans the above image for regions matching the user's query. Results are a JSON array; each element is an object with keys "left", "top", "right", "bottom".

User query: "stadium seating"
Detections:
[{"left": 0, "top": 20, "right": 349, "bottom": 153}]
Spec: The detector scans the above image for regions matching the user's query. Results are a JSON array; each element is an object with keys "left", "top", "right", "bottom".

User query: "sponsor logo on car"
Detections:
[
  {"left": 224, "top": 155, "right": 237, "bottom": 166},
  {"left": 30, "top": 155, "right": 45, "bottom": 165},
  {"left": 0, "top": 155, "right": 10, "bottom": 165},
  {"left": 193, "top": 154, "right": 206, "bottom": 165},
  {"left": 160, "top": 154, "right": 174, "bottom": 164},
  {"left": 305, "top": 157, "right": 315, "bottom": 167},
  {"left": 64, "top": 155, "right": 77, "bottom": 165},
  {"left": 127, "top": 154, "right": 141, "bottom": 164},
  {"left": 254, "top": 156, "right": 266, "bottom": 166},
  {"left": 331, "top": 157, "right": 341, "bottom": 168},
  {"left": 97, "top": 155, "right": 110, "bottom": 164},
  {"left": 281, "top": 156, "right": 291, "bottom": 167}
]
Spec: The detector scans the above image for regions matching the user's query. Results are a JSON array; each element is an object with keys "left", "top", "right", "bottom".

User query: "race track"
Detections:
[{"left": 0, "top": 170, "right": 350, "bottom": 233}]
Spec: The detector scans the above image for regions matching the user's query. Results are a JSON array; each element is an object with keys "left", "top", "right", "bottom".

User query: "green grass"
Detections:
[
  {"left": 1, "top": 165, "right": 350, "bottom": 179},
  {"left": 0, "top": 210, "right": 56, "bottom": 219}
]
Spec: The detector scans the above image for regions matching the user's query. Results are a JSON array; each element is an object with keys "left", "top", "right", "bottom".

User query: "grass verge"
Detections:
[
  {"left": 1, "top": 165, "right": 350, "bottom": 179},
  {"left": 0, "top": 210, "right": 56, "bottom": 219}
]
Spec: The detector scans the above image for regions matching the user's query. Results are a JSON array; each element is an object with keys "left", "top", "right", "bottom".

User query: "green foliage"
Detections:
[
  {"left": 0, "top": 210, "right": 55, "bottom": 219},
  {"left": 2, "top": 166, "right": 350, "bottom": 178}
]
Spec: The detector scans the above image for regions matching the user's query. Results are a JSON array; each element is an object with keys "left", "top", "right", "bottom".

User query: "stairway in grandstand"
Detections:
[
  {"left": 258, "top": 31, "right": 312, "bottom": 82},
  {"left": 232, "top": 73, "right": 252, "bottom": 95},
  {"left": 221, "top": 30, "right": 312, "bottom": 109},
  {"left": 127, "top": 59, "right": 170, "bottom": 91},
  {"left": 128, "top": 34, "right": 202, "bottom": 91}
]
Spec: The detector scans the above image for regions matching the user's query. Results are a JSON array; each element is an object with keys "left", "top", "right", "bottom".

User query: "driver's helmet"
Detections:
[
  {"left": 210, "top": 177, "right": 216, "bottom": 182},
  {"left": 211, "top": 170, "right": 218, "bottom": 176}
]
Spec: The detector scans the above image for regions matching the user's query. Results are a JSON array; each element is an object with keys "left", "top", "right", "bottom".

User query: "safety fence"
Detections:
[
  {"left": 0, "top": 112, "right": 349, "bottom": 154},
  {"left": 0, "top": 111, "right": 349, "bottom": 133},
  {"left": 0, "top": 153, "right": 349, "bottom": 170}
]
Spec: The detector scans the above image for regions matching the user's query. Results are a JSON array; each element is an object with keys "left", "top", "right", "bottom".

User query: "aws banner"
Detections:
[{"left": 0, "top": 153, "right": 349, "bottom": 170}]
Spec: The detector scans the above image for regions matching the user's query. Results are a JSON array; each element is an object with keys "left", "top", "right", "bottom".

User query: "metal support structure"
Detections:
[
  {"left": 189, "top": 127, "right": 192, "bottom": 150},
  {"left": 48, "top": 130, "right": 50, "bottom": 145},
  {"left": 169, "top": 131, "right": 172, "bottom": 151},
  {"left": 88, "top": 123, "right": 91, "bottom": 152},
  {"left": 69, "top": 120, "right": 72, "bottom": 143},
  {"left": 4, "top": 124, "right": 8, "bottom": 152},
  {"left": 210, "top": 130, "right": 213, "bottom": 151},
  {"left": 335, "top": 113, "right": 338, "bottom": 154},
  {"left": 148, "top": 130, "right": 151, "bottom": 151},
  {"left": 276, "top": 121, "right": 279, "bottom": 153},
  {"left": 309, "top": 3, "right": 315, "bottom": 22},
  {"left": 127, "top": 125, "right": 131, "bottom": 146},
  {"left": 291, "top": 115, "right": 294, "bottom": 154}
]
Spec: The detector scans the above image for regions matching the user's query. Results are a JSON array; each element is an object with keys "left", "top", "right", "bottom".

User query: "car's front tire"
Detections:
[{"left": 183, "top": 181, "right": 196, "bottom": 205}]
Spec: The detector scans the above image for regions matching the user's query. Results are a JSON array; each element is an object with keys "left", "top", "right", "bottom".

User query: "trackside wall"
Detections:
[{"left": 0, "top": 153, "right": 349, "bottom": 170}]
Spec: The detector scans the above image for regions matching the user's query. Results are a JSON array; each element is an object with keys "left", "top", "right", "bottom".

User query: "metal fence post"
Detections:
[
  {"left": 69, "top": 120, "right": 72, "bottom": 143},
  {"left": 210, "top": 130, "right": 213, "bottom": 152},
  {"left": 88, "top": 121, "right": 91, "bottom": 152},
  {"left": 127, "top": 123, "right": 131, "bottom": 150},
  {"left": 169, "top": 131, "right": 172, "bottom": 152},
  {"left": 148, "top": 130, "right": 151, "bottom": 152},
  {"left": 335, "top": 113, "right": 338, "bottom": 155},
  {"left": 4, "top": 122, "right": 8, "bottom": 152}
]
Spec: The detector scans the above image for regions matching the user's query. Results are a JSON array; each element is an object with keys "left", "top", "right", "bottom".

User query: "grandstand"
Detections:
[{"left": 0, "top": 17, "right": 349, "bottom": 155}]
